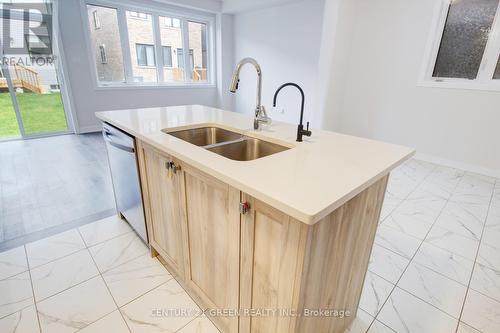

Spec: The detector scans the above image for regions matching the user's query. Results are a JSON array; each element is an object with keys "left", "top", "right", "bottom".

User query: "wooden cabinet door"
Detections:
[
  {"left": 183, "top": 165, "right": 240, "bottom": 333},
  {"left": 240, "top": 194, "right": 308, "bottom": 333},
  {"left": 138, "top": 142, "right": 187, "bottom": 278}
]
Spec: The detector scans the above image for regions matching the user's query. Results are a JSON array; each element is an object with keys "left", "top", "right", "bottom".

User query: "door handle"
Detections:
[
  {"left": 104, "top": 132, "right": 135, "bottom": 153},
  {"left": 165, "top": 161, "right": 181, "bottom": 174}
]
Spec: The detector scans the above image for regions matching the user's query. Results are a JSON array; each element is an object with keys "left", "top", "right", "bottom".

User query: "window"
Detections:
[
  {"left": 177, "top": 48, "right": 194, "bottom": 70},
  {"left": 136, "top": 44, "right": 155, "bottom": 66},
  {"left": 92, "top": 10, "right": 100, "bottom": 29},
  {"left": 188, "top": 21, "right": 208, "bottom": 81},
  {"left": 126, "top": 10, "right": 157, "bottom": 82},
  {"left": 86, "top": 5, "right": 125, "bottom": 83},
  {"left": 159, "top": 15, "right": 184, "bottom": 82},
  {"left": 161, "top": 17, "right": 180, "bottom": 28},
  {"left": 421, "top": 0, "right": 500, "bottom": 90},
  {"left": 84, "top": 2, "right": 213, "bottom": 86},
  {"left": 129, "top": 11, "right": 148, "bottom": 19},
  {"left": 99, "top": 44, "right": 107, "bottom": 63},
  {"left": 163, "top": 46, "right": 173, "bottom": 67},
  {"left": 163, "top": 16, "right": 172, "bottom": 27}
]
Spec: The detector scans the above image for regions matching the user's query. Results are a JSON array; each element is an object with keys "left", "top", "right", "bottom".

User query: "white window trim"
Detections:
[
  {"left": 418, "top": 0, "right": 500, "bottom": 92},
  {"left": 80, "top": 0, "right": 216, "bottom": 89}
]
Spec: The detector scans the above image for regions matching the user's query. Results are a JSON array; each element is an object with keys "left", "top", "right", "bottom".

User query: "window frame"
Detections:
[
  {"left": 80, "top": 0, "right": 216, "bottom": 89},
  {"left": 419, "top": 0, "right": 500, "bottom": 92}
]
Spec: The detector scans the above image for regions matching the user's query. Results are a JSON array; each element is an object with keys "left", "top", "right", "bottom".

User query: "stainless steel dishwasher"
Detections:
[{"left": 103, "top": 123, "right": 147, "bottom": 243}]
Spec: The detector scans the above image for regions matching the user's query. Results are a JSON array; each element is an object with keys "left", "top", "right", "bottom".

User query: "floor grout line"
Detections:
[
  {"left": 76, "top": 227, "right": 133, "bottom": 333},
  {"left": 75, "top": 227, "right": 191, "bottom": 332},
  {"left": 367, "top": 165, "right": 466, "bottom": 333},
  {"left": 12, "top": 225, "right": 139, "bottom": 333},
  {"left": 18, "top": 220, "right": 135, "bottom": 276},
  {"left": 454, "top": 178, "right": 497, "bottom": 333},
  {"left": 380, "top": 163, "right": 438, "bottom": 223},
  {"left": 23, "top": 245, "right": 42, "bottom": 333}
]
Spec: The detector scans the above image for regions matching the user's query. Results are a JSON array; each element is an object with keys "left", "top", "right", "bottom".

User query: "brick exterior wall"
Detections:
[
  {"left": 87, "top": 7, "right": 207, "bottom": 83},
  {"left": 87, "top": 5, "right": 125, "bottom": 82}
]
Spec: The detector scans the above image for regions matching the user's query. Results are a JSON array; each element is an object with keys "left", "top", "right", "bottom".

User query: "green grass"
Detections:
[
  {"left": 0, "top": 92, "right": 67, "bottom": 138},
  {"left": 0, "top": 93, "right": 20, "bottom": 138}
]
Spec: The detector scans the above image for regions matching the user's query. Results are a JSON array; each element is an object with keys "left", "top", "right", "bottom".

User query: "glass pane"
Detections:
[
  {"left": 433, "top": 0, "right": 500, "bottom": 79},
  {"left": 126, "top": 11, "right": 157, "bottom": 82},
  {"left": 4, "top": 63, "right": 68, "bottom": 135},
  {"left": 2, "top": 7, "right": 68, "bottom": 136},
  {"left": 493, "top": 55, "right": 500, "bottom": 79},
  {"left": 146, "top": 46, "right": 155, "bottom": 66},
  {"left": 87, "top": 5, "right": 125, "bottom": 83},
  {"left": 0, "top": 68, "right": 21, "bottom": 140},
  {"left": 159, "top": 16, "right": 184, "bottom": 82},
  {"left": 136, "top": 44, "right": 146, "bottom": 66},
  {"left": 163, "top": 46, "right": 173, "bottom": 67},
  {"left": 188, "top": 21, "right": 208, "bottom": 82}
]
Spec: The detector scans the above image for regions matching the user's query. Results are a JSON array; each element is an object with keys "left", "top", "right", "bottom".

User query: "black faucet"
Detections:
[{"left": 272, "top": 82, "right": 312, "bottom": 142}]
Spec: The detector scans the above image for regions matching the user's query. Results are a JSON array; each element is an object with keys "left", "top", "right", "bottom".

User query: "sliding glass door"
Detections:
[
  {"left": 0, "top": 0, "right": 70, "bottom": 140},
  {"left": 0, "top": 68, "right": 20, "bottom": 139}
]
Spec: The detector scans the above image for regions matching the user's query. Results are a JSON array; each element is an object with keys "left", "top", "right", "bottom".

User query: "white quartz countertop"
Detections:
[{"left": 96, "top": 105, "right": 414, "bottom": 225}]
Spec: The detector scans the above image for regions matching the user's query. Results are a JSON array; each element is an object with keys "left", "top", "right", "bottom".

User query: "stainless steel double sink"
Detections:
[{"left": 163, "top": 127, "right": 290, "bottom": 161}]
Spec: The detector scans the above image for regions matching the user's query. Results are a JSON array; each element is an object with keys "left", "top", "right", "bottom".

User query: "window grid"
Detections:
[{"left": 84, "top": 1, "right": 213, "bottom": 87}]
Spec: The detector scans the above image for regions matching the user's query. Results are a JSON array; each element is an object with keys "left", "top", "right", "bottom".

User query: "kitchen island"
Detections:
[{"left": 96, "top": 105, "right": 414, "bottom": 333}]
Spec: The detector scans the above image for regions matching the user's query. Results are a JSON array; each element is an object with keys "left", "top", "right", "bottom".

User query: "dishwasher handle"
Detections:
[{"left": 103, "top": 132, "right": 135, "bottom": 153}]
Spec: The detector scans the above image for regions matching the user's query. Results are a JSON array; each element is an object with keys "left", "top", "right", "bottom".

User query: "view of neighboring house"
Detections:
[
  {"left": 87, "top": 5, "right": 125, "bottom": 82},
  {"left": 87, "top": 6, "right": 207, "bottom": 83}
]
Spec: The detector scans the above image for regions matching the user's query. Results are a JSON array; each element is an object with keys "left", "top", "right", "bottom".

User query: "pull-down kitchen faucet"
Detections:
[
  {"left": 273, "top": 82, "right": 312, "bottom": 142},
  {"left": 229, "top": 58, "right": 271, "bottom": 130}
]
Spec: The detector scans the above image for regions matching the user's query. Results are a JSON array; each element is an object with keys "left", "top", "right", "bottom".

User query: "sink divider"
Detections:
[{"left": 201, "top": 136, "right": 247, "bottom": 150}]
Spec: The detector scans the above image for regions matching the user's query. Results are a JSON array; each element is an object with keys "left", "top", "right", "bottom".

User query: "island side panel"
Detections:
[{"left": 296, "top": 175, "right": 389, "bottom": 333}]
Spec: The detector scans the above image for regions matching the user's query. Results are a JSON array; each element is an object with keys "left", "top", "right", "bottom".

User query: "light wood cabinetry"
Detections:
[
  {"left": 136, "top": 139, "right": 389, "bottom": 333},
  {"left": 182, "top": 165, "right": 241, "bottom": 333},
  {"left": 239, "top": 174, "right": 387, "bottom": 333},
  {"left": 136, "top": 141, "right": 187, "bottom": 277},
  {"left": 240, "top": 196, "right": 308, "bottom": 333}
]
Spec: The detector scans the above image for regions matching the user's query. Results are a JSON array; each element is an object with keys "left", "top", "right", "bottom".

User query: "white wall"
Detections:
[
  {"left": 222, "top": 0, "right": 300, "bottom": 13},
  {"left": 320, "top": 0, "right": 500, "bottom": 174},
  {"left": 232, "top": 0, "right": 325, "bottom": 126},
  {"left": 58, "top": 0, "right": 232, "bottom": 132}
]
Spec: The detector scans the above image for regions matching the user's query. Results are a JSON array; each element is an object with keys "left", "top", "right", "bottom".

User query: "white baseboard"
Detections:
[
  {"left": 77, "top": 125, "right": 102, "bottom": 134},
  {"left": 415, "top": 152, "right": 500, "bottom": 179}
]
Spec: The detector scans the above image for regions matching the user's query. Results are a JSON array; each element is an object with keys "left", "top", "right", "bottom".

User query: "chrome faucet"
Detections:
[{"left": 229, "top": 58, "right": 271, "bottom": 130}]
